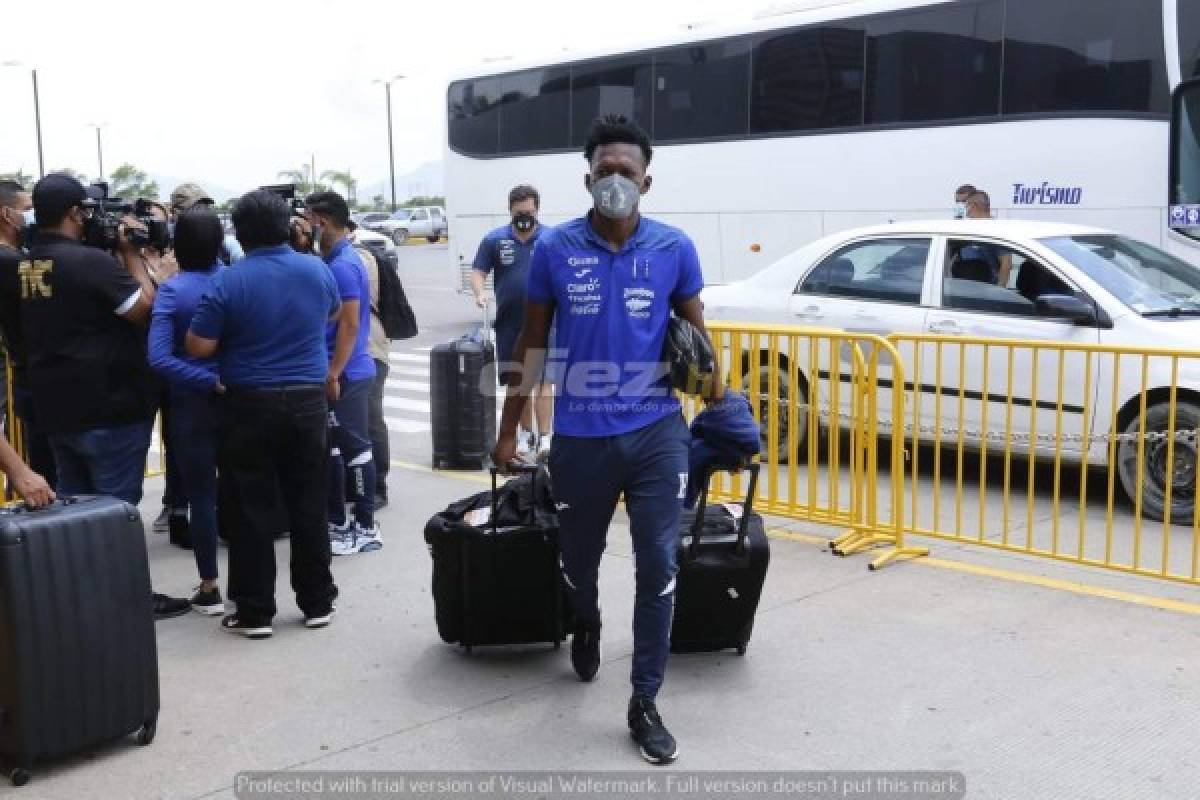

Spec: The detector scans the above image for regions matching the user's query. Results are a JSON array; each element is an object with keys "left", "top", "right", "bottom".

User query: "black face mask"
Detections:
[{"left": 512, "top": 213, "right": 536, "bottom": 233}]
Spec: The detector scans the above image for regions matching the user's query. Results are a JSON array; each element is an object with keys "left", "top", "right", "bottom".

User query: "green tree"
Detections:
[
  {"left": 320, "top": 170, "right": 357, "bottom": 205},
  {"left": 0, "top": 169, "right": 33, "bottom": 189},
  {"left": 277, "top": 165, "right": 326, "bottom": 197},
  {"left": 108, "top": 163, "right": 159, "bottom": 200},
  {"left": 401, "top": 195, "right": 445, "bottom": 208}
]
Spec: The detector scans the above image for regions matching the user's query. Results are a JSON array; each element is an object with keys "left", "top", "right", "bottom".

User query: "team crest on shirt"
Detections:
[
  {"left": 623, "top": 287, "right": 654, "bottom": 319},
  {"left": 498, "top": 239, "right": 516, "bottom": 266}
]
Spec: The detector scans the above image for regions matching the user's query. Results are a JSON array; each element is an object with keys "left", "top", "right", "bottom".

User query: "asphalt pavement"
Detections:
[{"left": 9, "top": 243, "right": 1200, "bottom": 800}]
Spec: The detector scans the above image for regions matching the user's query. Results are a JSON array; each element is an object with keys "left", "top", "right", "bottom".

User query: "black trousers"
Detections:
[{"left": 218, "top": 386, "right": 337, "bottom": 622}]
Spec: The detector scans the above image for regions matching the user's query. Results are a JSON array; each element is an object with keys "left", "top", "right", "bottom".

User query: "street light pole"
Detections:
[
  {"left": 31, "top": 70, "right": 44, "bottom": 178},
  {"left": 93, "top": 126, "right": 104, "bottom": 182},
  {"left": 386, "top": 81, "right": 397, "bottom": 212},
  {"left": 3, "top": 61, "right": 45, "bottom": 179},
  {"left": 374, "top": 74, "right": 404, "bottom": 213}
]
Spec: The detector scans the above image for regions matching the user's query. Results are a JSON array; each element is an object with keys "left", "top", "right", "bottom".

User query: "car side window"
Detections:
[
  {"left": 798, "top": 238, "right": 930, "bottom": 305},
  {"left": 412, "top": 209, "right": 429, "bottom": 221},
  {"left": 942, "top": 239, "right": 1075, "bottom": 316}
]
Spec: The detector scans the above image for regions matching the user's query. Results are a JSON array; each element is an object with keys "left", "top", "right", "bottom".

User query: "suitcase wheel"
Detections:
[
  {"left": 136, "top": 718, "right": 157, "bottom": 746},
  {"left": 9, "top": 767, "right": 31, "bottom": 787},
  {"left": 737, "top": 644, "right": 748, "bottom": 656}
]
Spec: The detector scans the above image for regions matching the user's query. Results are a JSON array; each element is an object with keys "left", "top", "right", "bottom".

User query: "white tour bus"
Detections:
[{"left": 445, "top": 0, "right": 1200, "bottom": 285}]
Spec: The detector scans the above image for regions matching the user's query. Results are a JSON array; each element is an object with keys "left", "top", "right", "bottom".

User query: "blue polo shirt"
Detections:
[
  {"left": 323, "top": 237, "right": 376, "bottom": 383},
  {"left": 473, "top": 223, "right": 541, "bottom": 332},
  {"left": 527, "top": 214, "right": 704, "bottom": 437},
  {"left": 190, "top": 244, "right": 340, "bottom": 387}
]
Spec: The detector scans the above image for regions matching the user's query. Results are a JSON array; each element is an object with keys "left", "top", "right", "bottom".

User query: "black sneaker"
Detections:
[
  {"left": 570, "top": 621, "right": 601, "bottom": 682},
  {"left": 628, "top": 696, "right": 679, "bottom": 765},
  {"left": 374, "top": 494, "right": 388, "bottom": 511},
  {"left": 220, "top": 614, "right": 273, "bottom": 639},
  {"left": 190, "top": 586, "right": 225, "bottom": 616},
  {"left": 168, "top": 511, "right": 192, "bottom": 550},
  {"left": 152, "top": 592, "right": 191, "bottom": 621},
  {"left": 152, "top": 507, "right": 171, "bottom": 534}
]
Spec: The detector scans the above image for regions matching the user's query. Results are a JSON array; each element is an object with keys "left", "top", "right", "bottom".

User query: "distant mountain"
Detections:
[{"left": 359, "top": 160, "right": 444, "bottom": 205}]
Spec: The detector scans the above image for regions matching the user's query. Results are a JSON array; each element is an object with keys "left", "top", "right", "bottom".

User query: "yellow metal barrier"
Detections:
[
  {"left": 885, "top": 333, "right": 1200, "bottom": 586},
  {"left": 689, "top": 322, "right": 927, "bottom": 569}
]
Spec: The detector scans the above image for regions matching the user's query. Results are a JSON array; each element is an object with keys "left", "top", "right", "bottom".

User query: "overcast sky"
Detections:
[{"left": 0, "top": 0, "right": 752, "bottom": 196}]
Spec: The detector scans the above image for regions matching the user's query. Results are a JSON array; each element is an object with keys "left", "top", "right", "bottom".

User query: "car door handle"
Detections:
[
  {"left": 928, "top": 319, "right": 961, "bottom": 334},
  {"left": 795, "top": 305, "right": 824, "bottom": 320}
]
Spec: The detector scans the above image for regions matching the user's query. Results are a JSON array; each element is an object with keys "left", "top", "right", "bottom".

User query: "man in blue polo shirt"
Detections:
[
  {"left": 471, "top": 184, "right": 554, "bottom": 459},
  {"left": 187, "top": 189, "right": 341, "bottom": 639},
  {"left": 305, "top": 191, "right": 382, "bottom": 557},
  {"left": 492, "top": 115, "right": 722, "bottom": 765}
]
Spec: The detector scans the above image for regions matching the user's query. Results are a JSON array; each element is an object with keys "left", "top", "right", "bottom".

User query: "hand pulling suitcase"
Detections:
[
  {"left": 0, "top": 496, "right": 159, "bottom": 787},
  {"left": 430, "top": 304, "right": 496, "bottom": 470},
  {"left": 424, "top": 465, "right": 570, "bottom": 653},
  {"left": 671, "top": 463, "right": 769, "bottom": 655}
]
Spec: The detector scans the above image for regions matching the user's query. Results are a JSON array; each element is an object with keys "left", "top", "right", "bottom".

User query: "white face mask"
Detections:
[{"left": 954, "top": 202, "right": 967, "bottom": 219}]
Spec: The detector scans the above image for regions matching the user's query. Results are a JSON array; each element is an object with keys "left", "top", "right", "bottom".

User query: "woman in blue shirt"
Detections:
[{"left": 148, "top": 208, "right": 225, "bottom": 615}]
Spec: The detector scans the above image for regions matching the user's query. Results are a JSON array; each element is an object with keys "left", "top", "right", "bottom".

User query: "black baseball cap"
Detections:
[{"left": 32, "top": 173, "right": 104, "bottom": 225}]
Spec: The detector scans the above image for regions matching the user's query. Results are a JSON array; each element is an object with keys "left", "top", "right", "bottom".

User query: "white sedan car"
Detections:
[{"left": 701, "top": 219, "right": 1200, "bottom": 520}]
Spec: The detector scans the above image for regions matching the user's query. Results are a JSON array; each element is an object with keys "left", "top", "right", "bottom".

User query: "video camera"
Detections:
[
  {"left": 81, "top": 182, "right": 171, "bottom": 252},
  {"left": 261, "top": 183, "right": 306, "bottom": 215}
]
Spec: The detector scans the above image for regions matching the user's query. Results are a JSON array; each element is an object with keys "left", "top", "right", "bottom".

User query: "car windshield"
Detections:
[
  {"left": 392, "top": 210, "right": 412, "bottom": 220},
  {"left": 1040, "top": 234, "right": 1200, "bottom": 315}
]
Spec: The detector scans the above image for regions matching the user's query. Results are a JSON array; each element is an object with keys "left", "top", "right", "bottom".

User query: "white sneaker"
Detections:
[
  {"left": 537, "top": 433, "right": 552, "bottom": 461},
  {"left": 331, "top": 523, "right": 383, "bottom": 556},
  {"left": 516, "top": 432, "right": 533, "bottom": 458}
]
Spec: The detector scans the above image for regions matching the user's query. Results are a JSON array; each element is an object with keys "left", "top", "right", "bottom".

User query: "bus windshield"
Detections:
[{"left": 1042, "top": 234, "right": 1200, "bottom": 314}]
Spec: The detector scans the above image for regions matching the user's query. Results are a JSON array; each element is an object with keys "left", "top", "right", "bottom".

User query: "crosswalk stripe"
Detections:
[
  {"left": 414, "top": 346, "right": 433, "bottom": 352},
  {"left": 384, "top": 416, "right": 431, "bottom": 434},
  {"left": 391, "top": 367, "right": 428, "bottom": 378},
  {"left": 384, "top": 379, "right": 429, "bottom": 393},
  {"left": 384, "top": 396, "right": 431, "bottom": 413},
  {"left": 389, "top": 353, "right": 427, "bottom": 365}
]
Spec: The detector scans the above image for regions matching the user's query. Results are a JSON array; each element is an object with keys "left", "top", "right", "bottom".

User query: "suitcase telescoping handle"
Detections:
[
  {"left": 688, "top": 462, "right": 760, "bottom": 556},
  {"left": 488, "top": 463, "right": 540, "bottom": 531}
]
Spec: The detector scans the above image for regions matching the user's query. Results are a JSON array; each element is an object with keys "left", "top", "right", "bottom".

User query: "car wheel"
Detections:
[
  {"left": 392, "top": 229, "right": 408, "bottom": 245},
  {"left": 740, "top": 362, "right": 807, "bottom": 464},
  {"left": 1116, "top": 399, "right": 1200, "bottom": 522},
  {"left": 427, "top": 235, "right": 439, "bottom": 243}
]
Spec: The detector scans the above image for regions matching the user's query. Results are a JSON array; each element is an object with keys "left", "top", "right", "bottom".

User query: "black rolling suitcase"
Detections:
[
  {"left": 671, "top": 463, "right": 769, "bottom": 655},
  {"left": 0, "top": 496, "right": 159, "bottom": 787},
  {"left": 424, "top": 466, "right": 570, "bottom": 652},
  {"left": 430, "top": 323, "right": 496, "bottom": 470}
]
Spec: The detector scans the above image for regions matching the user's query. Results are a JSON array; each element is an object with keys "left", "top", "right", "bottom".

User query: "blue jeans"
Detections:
[
  {"left": 549, "top": 413, "right": 690, "bottom": 701},
  {"left": 170, "top": 390, "right": 219, "bottom": 582},
  {"left": 328, "top": 376, "right": 375, "bottom": 528},
  {"left": 49, "top": 420, "right": 155, "bottom": 506}
]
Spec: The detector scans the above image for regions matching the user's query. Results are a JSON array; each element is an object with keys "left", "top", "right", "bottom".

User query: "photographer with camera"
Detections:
[{"left": 21, "top": 172, "right": 191, "bottom": 620}]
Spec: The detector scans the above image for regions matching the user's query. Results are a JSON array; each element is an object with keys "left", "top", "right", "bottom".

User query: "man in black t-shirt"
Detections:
[
  {"left": 0, "top": 179, "right": 56, "bottom": 486},
  {"left": 22, "top": 173, "right": 190, "bottom": 620}
]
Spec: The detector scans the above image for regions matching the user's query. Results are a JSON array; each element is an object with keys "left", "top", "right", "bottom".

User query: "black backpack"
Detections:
[{"left": 357, "top": 245, "right": 418, "bottom": 340}]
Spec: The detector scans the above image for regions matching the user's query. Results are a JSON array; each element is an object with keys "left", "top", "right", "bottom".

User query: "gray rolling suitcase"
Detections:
[{"left": 0, "top": 496, "right": 159, "bottom": 786}]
